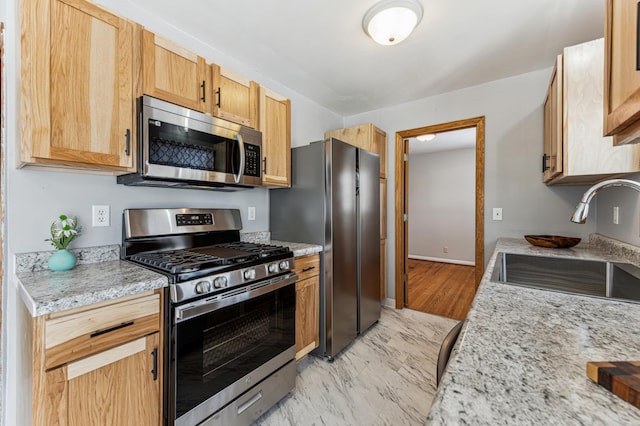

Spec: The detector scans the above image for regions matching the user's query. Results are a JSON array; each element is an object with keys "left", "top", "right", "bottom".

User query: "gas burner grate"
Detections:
[
  {"left": 214, "top": 242, "right": 290, "bottom": 257},
  {"left": 130, "top": 249, "right": 229, "bottom": 274},
  {"left": 128, "top": 242, "right": 291, "bottom": 275}
]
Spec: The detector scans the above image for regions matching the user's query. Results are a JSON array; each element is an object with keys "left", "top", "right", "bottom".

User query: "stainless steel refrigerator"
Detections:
[{"left": 270, "top": 138, "right": 381, "bottom": 359}]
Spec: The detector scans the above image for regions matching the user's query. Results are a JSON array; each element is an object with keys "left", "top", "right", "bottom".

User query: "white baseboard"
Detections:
[{"left": 408, "top": 254, "right": 475, "bottom": 267}]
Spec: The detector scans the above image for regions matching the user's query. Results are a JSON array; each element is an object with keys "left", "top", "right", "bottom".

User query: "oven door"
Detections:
[
  {"left": 141, "top": 95, "right": 262, "bottom": 187},
  {"left": 171, "top": 273, "right": 296, "bottom": 426}
]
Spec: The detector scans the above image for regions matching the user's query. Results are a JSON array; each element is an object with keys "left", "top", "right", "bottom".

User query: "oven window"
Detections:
[
  {"left": 148, "top": 119, "right": 240, "bottom": 174},
  {"left": 174, "top": 283, "right": 295, "bottom": 419}
]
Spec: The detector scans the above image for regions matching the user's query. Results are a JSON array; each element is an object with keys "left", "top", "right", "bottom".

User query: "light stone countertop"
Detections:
[
  {"left": 427, "top": 236, "right": 640, "bottom": 425},
  {"left": 15, "top": 245, "right": 168, "bottom": 317},
  {"left": 269, "top": 240, "right": 323, "bottom": 258},
  {"left": 15, "top": 238, "right": 319, "bottom": 317},
  {"left": 240, "top": 233, "right": 323, "bottom": 258}
]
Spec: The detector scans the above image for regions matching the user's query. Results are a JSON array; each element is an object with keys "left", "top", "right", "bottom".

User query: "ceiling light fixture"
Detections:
[
  {"left": 362, "top": 0, "right": 423, "bottom": 46},
  {"left": 416, "top": 134, "right": 436, "bottom": 141}
]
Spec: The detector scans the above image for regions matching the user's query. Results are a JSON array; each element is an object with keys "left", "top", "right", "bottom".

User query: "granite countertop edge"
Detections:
[
  {"left": 268, "top": 240, "right": 323, "bottom": 257},
  {"left": 15, "top": 245, "right": 168, "bottom": 317},
  {"left": 426, "top": 234, "right": 640, "bottom": 425},
  {"left": 240, "top": 233, "right": 323, "bottom": 257},
  {"left": 15, "top": 238, "right": 321, "bottom": 317}
]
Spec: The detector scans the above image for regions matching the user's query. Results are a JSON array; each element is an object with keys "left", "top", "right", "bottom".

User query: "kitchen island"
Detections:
[{"left": 427, "top": 236, "right": 640, "bottom": 425}]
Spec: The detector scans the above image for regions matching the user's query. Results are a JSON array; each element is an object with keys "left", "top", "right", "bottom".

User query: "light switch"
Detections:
[{"left": 492, "top": 208, "right": 503, "bottom": 221}]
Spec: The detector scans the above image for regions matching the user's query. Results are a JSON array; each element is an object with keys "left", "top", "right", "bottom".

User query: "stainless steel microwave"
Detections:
[{"left": 118, "top": 96, "right": 262, "bottom": 191}]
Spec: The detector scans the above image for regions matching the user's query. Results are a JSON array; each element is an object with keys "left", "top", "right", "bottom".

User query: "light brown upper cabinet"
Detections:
[
  {"left": 259, "top": 86, "right": 291, "bottom": 187},
  {"left": 211, "top": 65, "right": 259, "bottom": 129},
  {"left": 21, "top": 0, "right": 136, "bottom": 172},
  {"left": 603, "top": 0, "right": 640, "bottom": 145},
  {"left": 141, "top": 29, "right": 210, "bottom": 113},
  {"left": 543, "top": 55, "right": 563, "bottom": 183},
  {"left": 325, "top": 123, "right": 387, "bottom": 178},
  {"left": 544, "top": 38, "right": 640, "bottom": 185}
]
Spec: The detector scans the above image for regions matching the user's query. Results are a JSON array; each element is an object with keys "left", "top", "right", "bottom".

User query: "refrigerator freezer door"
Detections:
[
  {"left": 326, "top": 139, "right": 358, "bottom": 357},
  {"left": 357, "top": 149, "right": 381, "bottom": 333}
]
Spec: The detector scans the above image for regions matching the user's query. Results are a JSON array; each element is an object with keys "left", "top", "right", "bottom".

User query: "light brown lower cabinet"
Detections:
[
  {"left": 293, "top": 254, "right": 320, "bottom": 360},
  {"left": 45, "top": 334, "right": 161, "bottom": 425},
  {"left": 32, "top": 291, "right": 163, "bottom": 426}
]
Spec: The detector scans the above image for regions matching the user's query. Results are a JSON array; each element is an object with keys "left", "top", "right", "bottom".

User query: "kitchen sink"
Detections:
[{"left": 491, "top": 252, "right": 640, "bottom": 303}]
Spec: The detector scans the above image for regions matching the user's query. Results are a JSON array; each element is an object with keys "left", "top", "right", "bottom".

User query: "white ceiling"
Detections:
[
  {"left": 128, "top": 0, "right": 604, "bottom": 116},
  {"left": 409, "top": 127, "right": 476, "bottom": 155}
]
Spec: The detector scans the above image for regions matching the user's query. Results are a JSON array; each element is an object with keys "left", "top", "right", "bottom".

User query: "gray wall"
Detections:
[
  {"left": 595, "top": 172, "right": 640, "bottom": 245},
  {"left": 408, "top": 149, "right": 476, "bottom": 264},
  {"left": 344, "top": 68, "right": 597, "bottom": 300}
]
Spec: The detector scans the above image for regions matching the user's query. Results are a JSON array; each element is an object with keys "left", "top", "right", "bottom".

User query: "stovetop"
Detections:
[
  {"left": 129, "top": 242, "right": 292, "bottom": 279},
  {"left": 122, "top": 208, "right": 297, "bottom": 303}
]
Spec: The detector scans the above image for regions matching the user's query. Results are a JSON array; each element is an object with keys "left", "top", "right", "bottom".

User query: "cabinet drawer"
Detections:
[
  {"left": 293, "top": 254, "right": 320, "bottom": 281},
  {"left": 44, "top": 293, "right": 160, "bottom": 369}
]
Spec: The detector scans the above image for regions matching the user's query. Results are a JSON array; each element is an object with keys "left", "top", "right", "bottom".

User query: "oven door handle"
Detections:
[
  {"left": 233, "top": 133, "right": 245, "bottom": 184},
  {"left": 175, "top": 273, "right": 297, "bottom": 323}
]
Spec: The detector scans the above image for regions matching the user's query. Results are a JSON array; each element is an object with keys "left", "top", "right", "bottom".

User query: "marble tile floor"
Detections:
[{"left": 255, "top": 307, "right": 459, "bottom": 426}]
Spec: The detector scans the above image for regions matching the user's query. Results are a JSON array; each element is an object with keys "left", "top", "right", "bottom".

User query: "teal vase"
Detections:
[{"left": 48, "top": 249, "right": 77, "bottom": 272}]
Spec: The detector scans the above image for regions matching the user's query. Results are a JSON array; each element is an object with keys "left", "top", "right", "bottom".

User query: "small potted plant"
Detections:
[{"left": 46, "top": 214, "right": 81, "bottom": 271}]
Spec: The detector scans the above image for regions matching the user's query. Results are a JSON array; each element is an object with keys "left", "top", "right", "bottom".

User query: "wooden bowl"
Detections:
[{"left": 524, "top": 235, "right": 581, "bottom": 249}]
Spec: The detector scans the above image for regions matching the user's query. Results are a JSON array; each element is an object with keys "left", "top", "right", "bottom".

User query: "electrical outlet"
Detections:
[
  {"left": 92, "top": 205, "right": 110, "bottom": 227},
  {"left": 492, "top": 208, "right": 503, "bottom": 221},
  {"left": 613, "top": 206, "right": 620, "bottom": 225},
  {"left": 443, "top": 246, "right": 448, "bottom": 253},
  {"left": 248, "top": 206, "right": 256, "bottom": 221}
]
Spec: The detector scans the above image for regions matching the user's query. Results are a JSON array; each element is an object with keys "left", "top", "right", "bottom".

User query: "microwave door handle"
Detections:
[{"left": 234, "top": 134, "right": 245, "bottom": 184}]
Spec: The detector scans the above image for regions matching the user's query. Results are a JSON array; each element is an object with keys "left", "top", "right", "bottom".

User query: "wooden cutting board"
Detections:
[{"left": 586, "top": 361, "right": 640, "bottom": 408}]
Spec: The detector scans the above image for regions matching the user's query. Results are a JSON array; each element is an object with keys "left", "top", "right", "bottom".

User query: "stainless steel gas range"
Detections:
[{"left": 122, "top": 208, "right": 297, "bottom": 426}]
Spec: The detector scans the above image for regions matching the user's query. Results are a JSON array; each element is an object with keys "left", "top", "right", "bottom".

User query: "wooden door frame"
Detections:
[{"left": 394, "top": 116, "right": 485, "bottom": 309}]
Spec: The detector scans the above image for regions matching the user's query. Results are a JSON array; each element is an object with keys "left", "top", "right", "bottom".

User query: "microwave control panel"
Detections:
[{"left": 244, "top": 144, "right": 261, "bottom": 178}]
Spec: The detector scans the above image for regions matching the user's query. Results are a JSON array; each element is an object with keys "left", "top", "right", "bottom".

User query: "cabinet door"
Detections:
[
  {"left": 44, "top": 334, "right": 161, "bottom": 426},
  {"left": 543, "top": 56, "right": 563, "bottom": 182},
  {"left": 141, "top": 29, "right": 209, "bottom": 112},
  {"left": 21, "top": 0, "right": 135, "bottom": 171},
  {"left": 324, "top": 124, "right": 387, "bottom": 178},
  {"left": 211, "top": 65, "right": 259, "bottom": 128},
  {"left": 325, "top": 124, "right": 371, "bottom": 150},
  {"left": 371, "top": 126, "right": 387, "bottom": 178},
  {"left": 260, "top": 86, "right": 291, "bottom": 187},
  {"left": 295, "top": 275, "right": 319, "bottom": 360},
  {"left": 604, "top": 0, "right": 640, "bottom": 144}
]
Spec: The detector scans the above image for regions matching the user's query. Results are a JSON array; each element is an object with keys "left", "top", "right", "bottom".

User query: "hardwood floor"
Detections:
[{"left": 406, "top": 259, "right": 476, "bottom": 320}]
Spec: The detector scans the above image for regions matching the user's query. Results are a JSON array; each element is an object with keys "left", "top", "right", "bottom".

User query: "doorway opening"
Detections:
[{"left": 394, "top": 117, "right": 485, "bottom": 314}]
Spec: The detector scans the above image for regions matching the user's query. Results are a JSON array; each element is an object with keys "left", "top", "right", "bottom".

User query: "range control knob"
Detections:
[
  {"left": 268, "top": 263, "right": 279, "bottom": 273},
  {"left": 213, "top": 276, "right": 228, "bottom": 288},
  {"left": 279, "top": 260, "right": 290, "bottom": 271},
  {"left": 194, "top": 280, "right": 212, "bottom": 294},
  {"left": 244, "top": 269, "right": 256, "bottom": 280}
]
